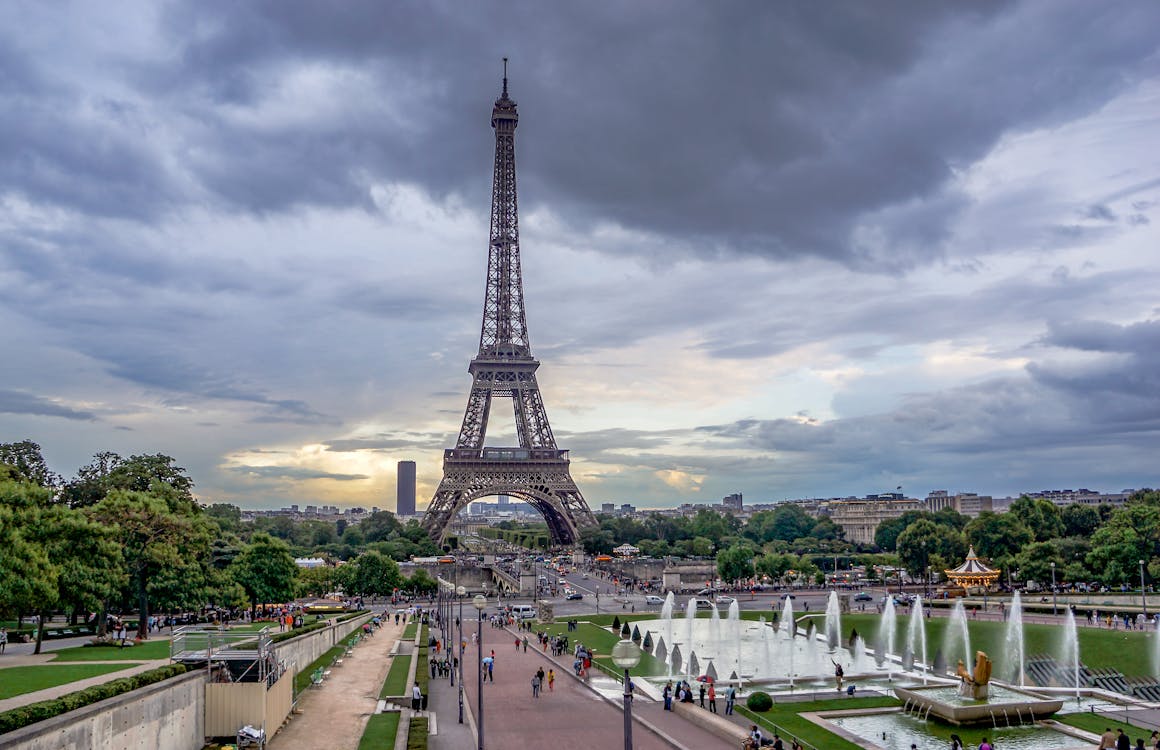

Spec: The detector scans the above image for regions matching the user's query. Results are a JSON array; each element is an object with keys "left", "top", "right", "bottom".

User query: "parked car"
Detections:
[
  {"left": 854, "top": 592, "right": 873, "bottom": 602},
  {"left": 644, "top": 595, "right": 665, "bottom": 605},
  {"left": 716, "top": 596, "right": 736, "bottom": 606},
  {"left": 691, "top": 598, "right": 715, "bottom": 609},
  {"left": 566, "top": 592, "right": 583, "bottom": 601}
]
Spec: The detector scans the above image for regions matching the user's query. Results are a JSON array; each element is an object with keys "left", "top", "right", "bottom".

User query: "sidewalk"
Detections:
[{"left": 425, "top": 622, "right": 480, "bottom": 750}]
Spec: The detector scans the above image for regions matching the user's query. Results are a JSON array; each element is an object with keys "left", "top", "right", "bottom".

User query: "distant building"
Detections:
[
  {"left": 397, "top": 461, "right": 417, "bottom": 516},
  {"left": 295, "top": 557, "right": 326, "bottom": 569},
  {"left": 601, "top": 503, "right": 616, "bottom": 514},
  {"left": 1018, "top": 489, "right": 1132, "bottom": 508},
  {"left": 925, "top": 491, "right": 993, "bottom": 518},
  {"left": 723, "top": 492, "right": 743, "bottom": 511},
  {"left": 829, "top": 497, "right": 926, "bottom": 546}
]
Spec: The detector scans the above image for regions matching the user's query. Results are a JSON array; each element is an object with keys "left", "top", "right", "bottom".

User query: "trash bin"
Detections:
[{"left": 421, "top": 693, "right": 428, "bottom": 710}]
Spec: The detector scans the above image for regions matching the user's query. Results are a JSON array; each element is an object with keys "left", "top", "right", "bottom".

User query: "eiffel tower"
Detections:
[{"left": 422, "top": 62, "right": 596, "bottom": 547}]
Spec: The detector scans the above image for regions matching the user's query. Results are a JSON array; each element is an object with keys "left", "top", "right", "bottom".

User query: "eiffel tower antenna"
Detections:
[{"left": 423, "top": 63, "right": 596, "bottom": 548}]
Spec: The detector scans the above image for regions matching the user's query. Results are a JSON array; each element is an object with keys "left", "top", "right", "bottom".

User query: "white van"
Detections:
[{"left": 511, "top": 605, "right": 537, "bottom": 620}]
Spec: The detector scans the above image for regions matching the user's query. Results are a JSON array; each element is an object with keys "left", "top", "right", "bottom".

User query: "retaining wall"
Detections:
[{"left": 0, "top": 670, "right": 205, "bottom": 750}]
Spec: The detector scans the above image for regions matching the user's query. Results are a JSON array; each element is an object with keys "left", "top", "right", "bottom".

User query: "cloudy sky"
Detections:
[{"left": 2, "top": 1, "right": 1159, "bottom": 512}]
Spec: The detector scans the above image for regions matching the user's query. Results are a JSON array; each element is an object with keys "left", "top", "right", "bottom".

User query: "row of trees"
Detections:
[{"left": 0, "top": 441, "right": 435, "bottom": 650}]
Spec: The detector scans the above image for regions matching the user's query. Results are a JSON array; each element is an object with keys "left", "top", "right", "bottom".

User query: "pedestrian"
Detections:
[
  {"left": 547, "top": 668, "right": 555, "bottom": 692},
  {"left": 663, "top": 681, "right": 673, "bottom": 711},
  {"left": 531, "top": 672, "right": 541, "bottom": 698},
  {"left": 699, "top": 682, "right": 706, "bottom": 707},
  {"left": 411, "top": 682, "right": 422, "bottom": 710},
  {"left": 1101, "top": 728, "right": 1117, "bottom": 749},
  {"left": 0, "top": 627, "right": 7, "bottom": 654},
  {"left": 978, "top": 738, "right": 993, "bottom": 750},
  {"left": 773, "top": 733, "right": 784, "bottom": 750},
  {"left": 708, "top": 682, "right": 717, "bottom": 713},
  {"left": 1151, "top": 730, "right": 1159, "bottom": 750},
  {"left": 726, "top": 685, "right": 736, "bottom": 715},
  {"left": 1117, "top": 729, "right": 1131, "bottom": 750},
  {"left": 515, "top": 637, "right": 521, "bottom": 651},
  {"left": 950, "top": 734, "right": 964, "bottom": 750}
]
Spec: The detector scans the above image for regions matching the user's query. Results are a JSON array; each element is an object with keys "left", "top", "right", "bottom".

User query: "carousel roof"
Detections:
[{"left": 945, "top": 546, "right": 1000, "bottom": 579}]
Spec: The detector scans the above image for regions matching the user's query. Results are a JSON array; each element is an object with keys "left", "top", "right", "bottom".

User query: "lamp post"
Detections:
[
  {"left": 472, "top": 594, "right": 487, "bottom": 750},
  {"left": 926, "top": 565, "right": 931, "bottom": 599},
  {"left": 457, "top": 585, "right": 466, "bottom": 724},
  {"left": 611, "top": 639, "right": 642, "bottom": 750},
  {"left": 1141, "top": 560, "right": 1148, "bottom": 618},
  {"left": 1050, "top": 562, "right": 1057, "bottom": 617}
]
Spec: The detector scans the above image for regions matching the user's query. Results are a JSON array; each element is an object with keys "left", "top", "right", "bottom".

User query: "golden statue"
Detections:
[{"left": 955, "top": 651, "right": 992, "bottom": 699}]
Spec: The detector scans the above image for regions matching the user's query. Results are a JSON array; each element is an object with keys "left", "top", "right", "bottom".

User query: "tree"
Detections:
[
  {"left": 578, "top": 526, "right": 615, "bottom": 555},
  {"left": 897, "top": 520, "right": 967, "bottom": 578},
  {"left": 360, "top": 510, "right": 404, "bottom": 543},
  {"left": 754, "top": 553, "right": 795, "bottom": 583},
  {"left": 0, "top": 474, "right": 57, "bottom": 623},
  {"left": 717, "top": 544, "right": 754, "bottom": 584},
  {"left": 1086, "top": 504, "right": 1160, "bottom": 586},
  {"left": 0, "top": 440, "right": 60, "bottom": 489},
  {"left": 62, "top": 452, "right": 195, "bottom": 509},
  {"left": 90, "top": 490, "right": 208, "bottom": 639},
  {"left": 769, "top": 505, "right": 815, "bottom": 543},
  {"left": 348, "top": 551, "right": 403, "bottom": 596},
  {"left": 1061, "top": 504, "right": 1100, "bottom": 538},
  {"left": 873, "top": 512, "right": 926, "bottom": 551},
  {"left": 1015, "top": 541, "right": 1063, "bottom": 587},
  {"left": 230, "top": 533, "right": 299, "bottom": 616},
  {"left": 691, "top": 509, "right": 737, "bottom": 540},
  {"left": 406, "top": 568, "right": 438, "bottom": 594},
  {"left": 965, "top": 512, "right": 1032, "bottom": 571},
  {"left": 1008, "top": 497, "right": 1065, "bottom": 542}
]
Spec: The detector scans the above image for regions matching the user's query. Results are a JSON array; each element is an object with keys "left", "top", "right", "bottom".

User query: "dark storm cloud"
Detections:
[
  {"left": 0, "top": 389, "right": 96, "bottom": 421},
  {"left": 228, "top": 465, "right": 368, "bottom": 481},
  {"left": 130, "top": 1, "right": 1156, "bottom": 268}
]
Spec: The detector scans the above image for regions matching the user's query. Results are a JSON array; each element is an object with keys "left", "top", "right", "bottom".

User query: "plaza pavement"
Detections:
[{"left": 430, "top": 617, "right": 748, "bottom": 749}]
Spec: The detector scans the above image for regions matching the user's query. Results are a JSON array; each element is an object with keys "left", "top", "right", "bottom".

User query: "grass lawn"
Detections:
[
  {"left": 293, "top": 643, "right": 346, "bottom": 695},
  {"left": 739, "top": 696, "right": 899, "bottom": 750},
  {"left": 357, "top": 712, "right": 400, "bottom": 750},
  {"left": 403, "top": 622, "right": 417, "bottom": 639},
  {"left": 381, "top": 652, "right": 412, "bottom": 698},
  {"left": 0, "top": 663, "right": 143, "bottom": 699},
  {"left": 537, "top": 621, "right": 666, "bottom": 677},
  {"left": 51, "top": 638, "right": 171, "bottom": 662},
  {"left": 1056, "top": 711, "right": 1154, "bottom": 740}
]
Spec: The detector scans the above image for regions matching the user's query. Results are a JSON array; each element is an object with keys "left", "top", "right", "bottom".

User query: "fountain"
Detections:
[
  {"left": 780, "top": 595, "right": 795, "bottom": 639},
  {"left": 877, "top": 596, "right": 897, "bottom": 674},
  {"left": 689, "top": 651, "right": 700, "bottom": 678},
  {"left": 1060, "top": 608, "right": 1080, "bottom": 701},
  {"left": 825, "top": 591, "right": 842, "bottom": 651},
  {"left": 906, "top": 594, "right": 928, "bottom": 683},
  {"left": 728, "top": 599, "right": 741, "bottom": 675},
  {"left": 943, "top": 599, "right": 972, "bottom": 670},
  {"left": 710, "top": 600, "right": 722, "bottom": 658},
  {"left": 1003, "top": 591, "right": 1025, "bottom": 687},
  {"left": 895, "top": 650, "right": 1063, "bottom": 726},
  {"left": 660, "top": 591, "right": 675, "bottom": 667}
]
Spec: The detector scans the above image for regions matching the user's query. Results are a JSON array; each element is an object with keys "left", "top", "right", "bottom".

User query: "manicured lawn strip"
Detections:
[
  {"left": 416, "top": 625, "right": 429, "bottom": 697},
  {"left": 1057, "top": 711, "right": 1149, "bottom": 739},
  {"left": 51, "top": 638, "right": 171, "bottom": 662},
  {"left": 403, "top": 622, "right": 417, "bottom": 639},
  {"left": 381, "top": 651, "right": 412, "bottom": 698},
  {"left": 293, "top": 643, "right": 346, "bottom": 695},
  {"left": 406, "top": 715, "right": 428, "bottom": 749},
  {"left": 738, "top": 696, "right": 899, "bottom": 750},
  {"left": 357, "top": 712, "right": 400, "bottom": 750},
  {"left": 0, "top": 663, "right": 143, "bottom": 699}
]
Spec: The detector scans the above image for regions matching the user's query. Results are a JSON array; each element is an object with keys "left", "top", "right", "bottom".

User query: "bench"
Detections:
[
  {"left": 310, "top": 668, "right": 325, "bottom": 687},
  {"left": 673, "top": 702, "right": 749, "bottom": 744}
]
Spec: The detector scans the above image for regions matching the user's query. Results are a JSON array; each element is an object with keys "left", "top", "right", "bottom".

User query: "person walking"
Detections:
[
  {"left": 1101, "top": 728, "right": 1118, "bottom": 749},
  {"left": 1117, "top": 729, "right": 1131, "bottom": 750},
  {"left": 978, "top": 738, "right": 993, "bottom": 750},
  {"left": 663, "top": 681, "right": 673, "bottom": 711},
  {"left": 411, "top": 682, "right": 422, "bottom": 710},
  {"left": 725, "top": 685, "right": 736, "bottom": 715},
  {"left": 699, "top": 682, "right": 706, "bottom": 707},
  {"left": 708, "top": 682, "right": 717, "bottom": 713},
  {"left": 0, "top": 627, "right": 7, "bottom": 654},
  {"left": 547, "top": 668, "right": 555, "bottom": 692},
  {"left": 531, "top": 672, "right": 541, "bottom": 698}
]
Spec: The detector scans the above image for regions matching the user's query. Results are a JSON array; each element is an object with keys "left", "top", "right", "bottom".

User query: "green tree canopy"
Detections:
[
  {"left": 965, "top": 512, "right": 1032, "bottom": 570},
  {"left": 348, "top": 551, "right": 403, "bottom": 596},
  {"left": 0, "top": 441, "right": 60, "bottom": 489},
  {"left": 1008, "top": 497, "right": 1065, "bottom": 542},
  {"left": 717, "top": 544, "right": 755, "bottom": 583},
  {"left": 1061, "top": 504, "right": 1100, "bottom": 538},
  {"left": 230, "top": 533, "right": 299, "bottom": 613}
]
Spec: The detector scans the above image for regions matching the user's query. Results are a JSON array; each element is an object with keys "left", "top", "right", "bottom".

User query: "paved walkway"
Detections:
[{"left": 269, "top": 618, "right": 404, "bottom": 750}]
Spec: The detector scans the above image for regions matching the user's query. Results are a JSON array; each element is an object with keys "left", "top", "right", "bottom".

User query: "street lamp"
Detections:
[
  {"left": 457, "top": 585, "right": 466, "bottom": 724},
  {"left": 1140, "top": 560, "right": 1148, "bottom": 619},
  {"left": 611, "top": 639, "right": 642, "bottom": 750},
  {"left": 926, "top": 565, "right": 931, "bottom": 599},
  {"left": 472, "top": 594, "right": 487, "bottom": 750},
  {"left": 1050, "top": 562, "right": 1057, "bottom": 617}
]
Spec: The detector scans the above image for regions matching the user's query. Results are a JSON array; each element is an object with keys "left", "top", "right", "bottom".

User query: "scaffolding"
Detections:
[{"left": 170, "top": 626, "right": 285, "bottom": 686}]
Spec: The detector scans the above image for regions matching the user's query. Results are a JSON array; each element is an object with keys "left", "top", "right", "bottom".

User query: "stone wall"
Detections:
[{"left": 1, "top": 670, "right": 205, "bottom": 750}]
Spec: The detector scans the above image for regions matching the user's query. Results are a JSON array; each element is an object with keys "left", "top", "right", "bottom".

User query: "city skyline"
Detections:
[{"left": 2, "top": 3, "right": 1159, "bottom": 510}]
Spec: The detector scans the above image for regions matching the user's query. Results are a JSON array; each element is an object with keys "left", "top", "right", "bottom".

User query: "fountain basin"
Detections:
[{"left": 894, "top": 685, "right": 1063, "bottom": 726}]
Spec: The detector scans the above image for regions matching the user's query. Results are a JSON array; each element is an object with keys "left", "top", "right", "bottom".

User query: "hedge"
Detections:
[
  {"left": 406, "top": 715, "right": 428, "bottom": 750},
  {"left": 0, "top": 663, "right": 187, "bottom": 735}
]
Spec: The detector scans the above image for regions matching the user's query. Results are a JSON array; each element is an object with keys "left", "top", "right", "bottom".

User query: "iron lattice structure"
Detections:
[{"left": 423, "top": 64, "right": 596, "bottom": 547}]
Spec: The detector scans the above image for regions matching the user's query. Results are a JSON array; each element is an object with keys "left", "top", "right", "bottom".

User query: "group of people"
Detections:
[
  {"left": 745, "top": 725, "right": 800, "bottom": 750},
  {"left": 529, "top": 666, "right": 555, "bottom": 697},
  {"left": 1098, "top": 727, "right": 1160, "bottom": 750},
  {"left": 661, "top": 679, "right": 737, "bottom": 716},
  {"left": 572, "top": 643, "right": 593, "bottom": 677}
]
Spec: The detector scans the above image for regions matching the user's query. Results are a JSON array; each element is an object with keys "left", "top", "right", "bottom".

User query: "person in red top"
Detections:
[{"left": 707, "top": 683, "right": 717, "bottom": 713}]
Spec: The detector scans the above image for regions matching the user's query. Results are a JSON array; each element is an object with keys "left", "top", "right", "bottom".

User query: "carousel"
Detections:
[{"left": 944, "top": 546, "right": 1000, "bottom": 595}]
